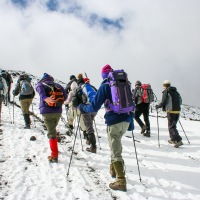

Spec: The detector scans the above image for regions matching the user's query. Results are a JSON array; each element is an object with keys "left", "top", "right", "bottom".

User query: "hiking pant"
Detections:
[
  {"left": 67, "top": 106, "right": 86, "bottom": 131},
  {"left": 81, "top": 112, "right": 97, "bottom": 148},
  {"left": 107, "top": 121, "right": 129, "bottom": 163},
  {"left": 167, "top": 113, "right": 182, "bottom": 142},
  {"left": 20, "top": 98, "right": 33, "bottom": 114},
  {"left": 135, "top": 103, "right": 150, "bottom": 131},
  {"left": 43, "top": 113, "right": 61, "bottom": 139}
]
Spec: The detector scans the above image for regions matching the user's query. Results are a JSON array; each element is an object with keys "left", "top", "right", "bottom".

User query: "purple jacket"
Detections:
[{"left": 36, "top": 77, "right": 67, "bottom": 114}]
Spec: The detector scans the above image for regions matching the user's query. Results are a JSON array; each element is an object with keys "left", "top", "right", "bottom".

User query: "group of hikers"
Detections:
[{"left": 0, "top": 65, "right": 183, "bottom": 191}]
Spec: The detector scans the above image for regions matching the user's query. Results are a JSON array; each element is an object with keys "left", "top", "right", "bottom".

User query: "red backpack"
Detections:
[{"left": 141, "top": 84, "right": 154, "bottom": 103}]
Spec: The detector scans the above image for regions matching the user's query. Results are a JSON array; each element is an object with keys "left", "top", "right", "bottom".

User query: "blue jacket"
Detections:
[{"left": 81, "top": 79, "right": 134, "bottom": 126}]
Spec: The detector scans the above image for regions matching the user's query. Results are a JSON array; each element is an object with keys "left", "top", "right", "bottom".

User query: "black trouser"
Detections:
[
  {"left": 167, "top": 113, "right": 182, "bottom": 142},
  {"left": 135, "top": 103, "right": 150, "bottom": 131}
]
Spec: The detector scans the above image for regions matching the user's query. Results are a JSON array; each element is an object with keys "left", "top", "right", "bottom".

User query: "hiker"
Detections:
[
  {"left": 65, "top": 75, "right": 77, "bottom": 96},
  {"left": 0, "top": 74, "right": 8, "bottom": 123},
  {"left": 78, "top": 65, "right": 134, "bottom": 191},
  {"left": 133, "top": 81, "right": 151, "bottom": 137},
  {"left": 73, "top": 73, "right": 97, "bottom": 153},
  {"left": 12, "top": 74, "right": 35, "bottom": 129},
  {"left": 36, "top": 73, "right": 67, "bottom": 163},
  {"left": 156, "top": 80, "right": 183, "bottom": 148},
  {"left": 1, "top": 70, "right": 13, "bottom": 103},
  {"left": 64, "top": 79, "right": 86, "bottom": 136}
]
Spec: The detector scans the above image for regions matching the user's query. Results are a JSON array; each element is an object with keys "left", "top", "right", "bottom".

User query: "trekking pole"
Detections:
[
  {"left": 156, "top": 110, "right": 160, "bottom": 148},
  {"left": 66, "top": 114, "right": 81, "bottom": 177},
  {"left": 78, "top": 122, "right": 84, "bottom": 151},
  {"left": 93, "top": 118, "right": 101, "bottom": 150},
  {"left": 12, "top": 95, "right": 15, "bottom": 124},
  {"left": 131, "top": 130, "right": 142, "bottom": 182},
  {"left": 31, "top": 103, "right": 36, "bottom": 128},
  {"left": 179, "top": 120, "right": 190, "bottom": 144},
  {"left": 7, "top": 96, "right": 12, "bottom": 124}
]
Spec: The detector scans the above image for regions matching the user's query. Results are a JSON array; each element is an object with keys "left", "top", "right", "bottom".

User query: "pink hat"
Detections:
[{"left": 101, "top": 64, "right": 113, "bottom": 79}]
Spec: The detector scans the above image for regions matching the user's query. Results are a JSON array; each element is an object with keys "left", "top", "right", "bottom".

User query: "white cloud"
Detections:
[{"left": 0, "top": 0, "right": 200, "bottom": 106}]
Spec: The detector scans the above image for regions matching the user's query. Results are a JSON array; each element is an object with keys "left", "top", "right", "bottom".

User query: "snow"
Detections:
[{"left": 0, "top": 72, "right": 200, "bottom": 200}]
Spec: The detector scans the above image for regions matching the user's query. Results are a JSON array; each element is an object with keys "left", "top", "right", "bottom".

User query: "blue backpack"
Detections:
[
  {"left": 107, "top": 70, "right": 134, "bottom": 114},
  {"left": 81, "top": 83, "right": 97, "bottom": 104}
]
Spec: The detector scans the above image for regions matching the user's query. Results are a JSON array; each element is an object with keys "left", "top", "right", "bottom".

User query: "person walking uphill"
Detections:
[
  {"left": 36, "top": 73, "right": 67, "bottom": 163},
  {"left": 12, "top": 74, "right": 35, "bottom": 129},
  {"left": 0, "top": 74, "right": 8, "bottom": 123},
  {"left": 155, "top": 80, "right": 183, "bottom": 148},
  {"left": 78, "top": 64, "right": 134, "bottom": 191},
  {"left": 72, "top": 73, "right": 97, "bottom": 153},
  {"left": 133, "top": 81, "right": 151, "bottom": 137}
]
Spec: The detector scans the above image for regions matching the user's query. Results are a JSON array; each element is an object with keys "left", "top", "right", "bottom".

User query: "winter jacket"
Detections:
[
  {"left": 12, "top": 75, "right": 35, "bottom": 100},
  {"left": 0, "top": 76, "right": 8, "bottom": 96},
  {"left": 157, "top": 86, "right": 182, "bottom": 113},
  {"left": 36, "top": 76, "right": 67, "bottom": 114},
  {"left": 80, "top": 79, "right": 134, "bottom": 126},
  {"left": 64, "top": 81, "right": 78, "bottom": 105},
  {"left": 65, "top": 78, "right": 77, "bottom": 95}
]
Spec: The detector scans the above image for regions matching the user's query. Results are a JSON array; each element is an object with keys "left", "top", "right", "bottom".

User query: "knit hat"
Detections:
[
  {"left": 77, "top": 73, "right": 83, "bottom": 80},
  {"left": 42, "top": 73, "right": 54, "bottom": 81},
  {"left": 163, "top": 80, "right": 171, "bottom": 88},
  {"left": 101, "top": 64, "right": 113, "bottom": 79},
  {"left": 70, "top": 75, "right": 76, "bottom": 80},
  {"left": 135, "top": 80, "right": 142, "bottom": 86}
]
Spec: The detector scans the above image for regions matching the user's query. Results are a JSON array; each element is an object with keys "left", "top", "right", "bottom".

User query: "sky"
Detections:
[
  {"left": 0, "top": 0, "right": 200, "bottom": 107},
  {"left": 1, "top": 73, "right": 200, "bottom": 200}
]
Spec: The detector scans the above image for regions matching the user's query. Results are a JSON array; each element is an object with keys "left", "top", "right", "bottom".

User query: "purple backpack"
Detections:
[{"left": 106, "top": 70, "right": 134, "bottom": 114}]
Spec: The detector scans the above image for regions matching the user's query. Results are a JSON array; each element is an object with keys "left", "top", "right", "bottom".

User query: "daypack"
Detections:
[
  {"left": 43, "top": 82, "right": 64, "bottom": 107},
  {"left": 0, "top": 77, "right": 4, "bottom": 91},
  {"left": 141, "top": 84, "right": 154, "bottom": 103},
  {"left": 20, "top": 80, "right": 34, "bottom": 95},
  {"left": 81, "top": 83, "right": 97, "bottom": 104},
  {"left": 106, "top": 70, "right": 134, "bottom": 113}
]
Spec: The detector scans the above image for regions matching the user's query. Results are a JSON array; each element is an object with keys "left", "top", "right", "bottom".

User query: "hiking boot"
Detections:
[
  {"left": 141, "top": 125, "right": 147, "bottom": 134},
  {"left": 86, "top": 146, "right": 97, "bottom": 153},
  {"left": 48, "top": 156, "right": 58, "bottom": 163},
  {"left": 24, "top": 125, "right": 30, "bottom": 129},
  {"left": 110, "top": 163, "right": 116, "bottom": 178},
  {"left": 143, "top": 131, "right": 150, "bottom": 137},
  {"left": 174, "top": 140, "right": 183, "bottom": 148},
  {"left": 109, "top": 179, "right": 127, "bottom": 191},
  {"left": 168, "top": 139, "right": 176, "bottom": 144},
  {"left": 69, "top": 124, "right": 74, "bottom": 130},
  {"left": 66, "top": 129, "right": 73, "bottom": 136}
]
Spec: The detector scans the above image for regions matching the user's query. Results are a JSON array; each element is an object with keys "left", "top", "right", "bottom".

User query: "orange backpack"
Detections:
[{"left": 43, "top": 82, "right": 64, "bottom": 107}]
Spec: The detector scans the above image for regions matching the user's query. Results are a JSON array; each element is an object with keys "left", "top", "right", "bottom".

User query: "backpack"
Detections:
[
  {"left": 106, "top": 70, "right": 134, "bottom": 113},
  {"left": 20, "top": 80, "right": 34, "bottom": 95},
  {"left": 141, "top": 84, "right": 154, "bottom": 103},
  {"left": 0, "top": 77, "right": 4, "bottom": 91},
  {"left": 43, "top": 82, "right": 64, "bottom": 107},
  {"left": 81, "top": 83, "right": 97, "bottom": 104}
]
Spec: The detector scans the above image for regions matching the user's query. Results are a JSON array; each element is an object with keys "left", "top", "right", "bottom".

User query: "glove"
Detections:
[
  {"left": 65, "top": 104, "right": 69, "bottom": 109},
  {"left": 78, "top": 103, "right": 86, "bottom": 114},
  {"left": 12, "top": 90, "right": 16, "bottom": 96},
  {"left": 155, "top": 105, "right": 160, "bottom": 110}
]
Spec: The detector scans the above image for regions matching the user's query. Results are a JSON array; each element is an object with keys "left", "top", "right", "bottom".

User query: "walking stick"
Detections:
[
  {"left": 131, "top": 130, "right": 142, "bottom": 182},
  {"left": 179, "top": 120, "right": 190, "bottom": 144},
  {"left": 66, "top": 115, "right": 81, "bottom": 177},
  {"left": 156, "top": 110, "right": 160, "bottom": 148},
  {"left": 93, "top": 118, "right": 101, "bottom": 150},
  {"left": 7, "top": 95, "right": 12, "bottom": 124},
  {"left": 12, "top": 95, "right": 15, "bottom": 124},
  {"left": 31, "top": 104, "right": 36, "bottom": 128}
]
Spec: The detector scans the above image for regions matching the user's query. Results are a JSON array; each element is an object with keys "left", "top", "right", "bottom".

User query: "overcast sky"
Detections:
[{"left": 0, "top": 0, "right": 200, "bottom": 107}]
